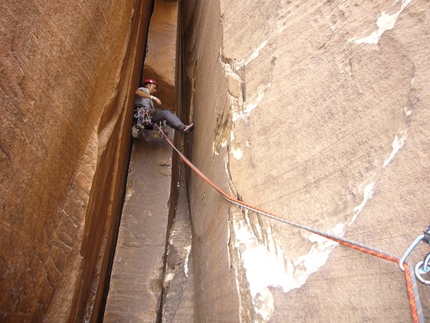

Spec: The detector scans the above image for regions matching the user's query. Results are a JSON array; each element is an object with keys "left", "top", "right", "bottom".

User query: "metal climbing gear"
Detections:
[
  {"left": 133, "top": 105, "right": 167, "bottom": 139},
  {"left": 134, "top": 105, "right": 152, "bottom": 129},
  {"left": 408, "top": 225, "right": 430, "bottom": 285},
  {"left": 415, "top": 252, "right": 430, "bottom": 285},
  {"left": 399, "top": 225, "right": 430, "bottom": 282}
]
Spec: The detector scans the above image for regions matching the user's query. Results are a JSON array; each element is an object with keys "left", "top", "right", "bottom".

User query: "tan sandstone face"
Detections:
[{"left": 1, "top": 0, "right": 429, "bottom": 322}]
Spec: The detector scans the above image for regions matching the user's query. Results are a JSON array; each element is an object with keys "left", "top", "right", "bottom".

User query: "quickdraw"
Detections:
[{"left": 400, "top": 225, "right": 430, "bottom": 285}]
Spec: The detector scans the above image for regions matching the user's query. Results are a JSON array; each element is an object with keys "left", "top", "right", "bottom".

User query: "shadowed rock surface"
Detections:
[
  {"left": 161, "top": 162, "right": 194, "bottom": 323},
  {"left": 181, "top": 0, "right": 430, "bottom": 322},
  {"left": 104, "top": 129, "right": 175, "bottom": 322},
  {"left": 1, "top": 0, "right": 153, "bottom": 321}
]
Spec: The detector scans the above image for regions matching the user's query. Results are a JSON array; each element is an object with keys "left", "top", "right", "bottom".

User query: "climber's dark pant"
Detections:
[{"left": 151, "top": 108, "right": 185, "bottom": 132}]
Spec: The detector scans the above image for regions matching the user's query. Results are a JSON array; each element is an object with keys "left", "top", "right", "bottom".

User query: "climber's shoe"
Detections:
[{"left": 182, "top": 123, "right": 194, "bottom": 135}]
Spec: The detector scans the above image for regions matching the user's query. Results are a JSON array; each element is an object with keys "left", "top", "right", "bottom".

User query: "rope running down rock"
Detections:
[{"left": 155, "top": 124, "right": 424, "bottom": 323}]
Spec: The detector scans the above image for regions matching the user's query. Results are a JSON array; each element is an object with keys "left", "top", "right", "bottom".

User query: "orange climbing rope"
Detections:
[{"left": 156, "top": 125, "right": 424, "bottom": 323}]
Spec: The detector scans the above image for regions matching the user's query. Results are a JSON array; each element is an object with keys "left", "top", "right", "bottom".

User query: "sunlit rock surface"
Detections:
[
  {"left": 144, "top": 0, "right": 178, "bottom": 112},
  {"left": 1, "top": 0, "right": 430, "bottom": 322},
  {"left": 181, "top": 0, "right": 430, "bottom": 322}
]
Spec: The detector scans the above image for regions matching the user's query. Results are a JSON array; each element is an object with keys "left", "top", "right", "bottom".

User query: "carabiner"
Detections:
[
  {"left": 415, "top": 252, "right": 430, "bottom": 285},
  {"left": 399, "top": 225, "right": 430, "bottom": 271}
]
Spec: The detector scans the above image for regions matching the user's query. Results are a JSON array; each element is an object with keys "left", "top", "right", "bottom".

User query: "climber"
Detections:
[{"left": 133, "top": 78, "right": 194, "bottom": 136}]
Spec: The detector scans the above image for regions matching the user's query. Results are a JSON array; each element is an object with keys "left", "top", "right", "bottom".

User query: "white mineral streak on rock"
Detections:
[
  {"left": 164, "top": 272, "right": 175, "bottom": 284},
  {"left": 293, "top": 227, "right": 342, "bottom": 276},
  {"left": 184, "top": 245, "right": 191, "bottom": 277},
  {"left": 124, "top": 187, "right": 134, "bottom": 203},
  {"left": 236, "top": 39, "right": 269, "bottom": 68},
  {"left": 234, "top": 218, "right": 344, "bottom": 321},
  {"left": 222, "top": 63, "right": 245, "bottom": 122},
  {"left": 352, "top": 0, "right": 413, "bottom": 44},
  {"left": 383, "top": 132, "right": 407, "bottom": 169},
  {"left": 230, "top": 86, "right": 269, "bottom": 123},
  {"left": 351, "top": 182, "right": 377, "bottom": 224},
  {"left": 233, "top": 84, "right": 270, "bottom": 123},
  {"left": 228, "top": 130, "right": 243, "bottom": 160},
  {"left": 213, "top": 149, "right": 219, "bottom": 156},
  {"left": 220, "top": 54, "right": 271, "bottom": 160},
  {"left": 235, "top": 6, "right": 289, "bottom": 69},
  {"left": 230, "top": 129, "right": 235, "bottom": 141},
  {"left": 231, "top": 147, "right": 243, "bottom": 160},
  {"left": 404, "top": 106, "right": 412, "bottom": 117},
  {"left": 254, "top": 288, "right": 274, "bottom": 321}
]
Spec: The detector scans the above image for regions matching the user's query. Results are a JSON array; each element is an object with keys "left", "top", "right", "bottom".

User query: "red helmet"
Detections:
[{"left": 143, "top": 79, "right": 158, "bottom": 87}]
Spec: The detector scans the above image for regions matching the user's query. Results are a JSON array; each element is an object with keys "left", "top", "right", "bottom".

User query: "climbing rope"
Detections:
[{"left": 155, "top": 125, "right": 426, "bottom": 323}]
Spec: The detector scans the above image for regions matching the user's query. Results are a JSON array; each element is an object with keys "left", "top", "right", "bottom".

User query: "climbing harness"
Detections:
[
  {"left": 132, "top": 105, "right": 166, "bottom": 139},
  {"left": 154, "top": 124, "right": 428, "bottom": 323}
]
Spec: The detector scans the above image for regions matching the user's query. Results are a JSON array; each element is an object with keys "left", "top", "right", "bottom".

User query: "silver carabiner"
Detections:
[
  {"left": 415, "top": 253, "right": 430, "bottom": 285},
  {"left": 399, "top": 234, "right": 425, "bottom": 271},
  {"left": 399, "top": 226, "right": 430, "bottom": 271}
]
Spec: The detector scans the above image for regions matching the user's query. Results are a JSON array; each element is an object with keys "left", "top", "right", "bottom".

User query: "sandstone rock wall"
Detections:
[
  {"left": 181, "top": 0, "right": 430, "bottom": 322},
  {"left": 0, "top": 0, "right": 152, "bottom": 321},
  {"left": 104, "top": 129, "right": 175, "bottom": 323},
  {"left": 104, "top": 1, "right": 180, "bottom": 321},
  {"left": 2, "top": 0, "right": 429, "bottom": 322},
  {"left": 144, "top": 0, "right": 179, "bottom": 112}
]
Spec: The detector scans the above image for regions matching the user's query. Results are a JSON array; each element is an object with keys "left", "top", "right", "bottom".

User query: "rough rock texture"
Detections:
[
  {"left": 144, "top": 0, "right": 179, "bottom": 113},
  {"left": 0, "top": 0, "right": 152, "bottom": 321},
  {"left": 104, "top": 1, "right": 180, "bottom": 322},
  {"left": 161, "top": 162, "right": 194, "bottom": 323},
  {"left": 2, "top": 0, "right": 430, "bottom": 322},
  {"left": 103, "top": 129, "right": 174, "bottom": 323},
  {"left": 181, "top": 0, "right": 430, "bottom": 322}
]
